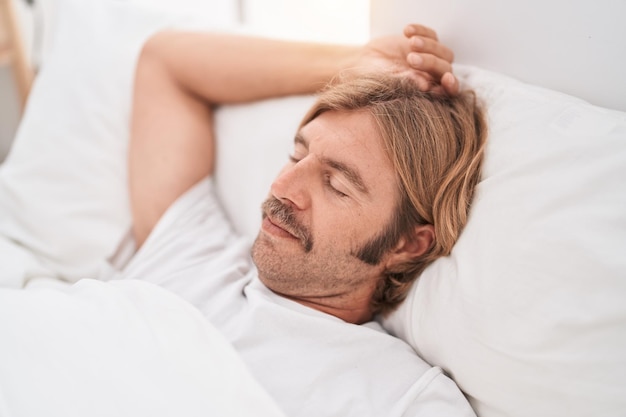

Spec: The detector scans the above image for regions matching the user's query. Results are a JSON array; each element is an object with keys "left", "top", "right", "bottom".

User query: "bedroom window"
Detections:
[{"left": 243, "top": 0, "right": 370, "bottom": 44}]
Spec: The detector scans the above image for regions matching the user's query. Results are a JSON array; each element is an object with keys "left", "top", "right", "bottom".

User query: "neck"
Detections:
[{"left": 280, "top": 292, "right": 375, "bottom": 324}]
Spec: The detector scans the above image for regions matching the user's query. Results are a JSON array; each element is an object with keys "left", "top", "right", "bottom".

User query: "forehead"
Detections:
[{"left": 299, "top": 110, "right": 398, "bottom": 199}]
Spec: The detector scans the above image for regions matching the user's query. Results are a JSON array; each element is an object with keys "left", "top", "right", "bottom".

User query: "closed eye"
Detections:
[{"left": 324, "top": 174, "right": 348, "bottom": 198}]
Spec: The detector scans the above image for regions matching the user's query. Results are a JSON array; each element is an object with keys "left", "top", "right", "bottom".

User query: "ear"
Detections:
[{"left": 385, "top": 224, "right": 435, "bottom": 268}]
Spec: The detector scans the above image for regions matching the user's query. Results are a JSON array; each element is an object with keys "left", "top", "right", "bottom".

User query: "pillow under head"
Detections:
[{"left": 382, "top": 64, "right": 626, "bottom": 417}]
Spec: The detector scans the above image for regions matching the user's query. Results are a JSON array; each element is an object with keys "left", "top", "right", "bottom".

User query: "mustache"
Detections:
[{"left": 262, "top": 197, "right": 313, "bottom": 252}]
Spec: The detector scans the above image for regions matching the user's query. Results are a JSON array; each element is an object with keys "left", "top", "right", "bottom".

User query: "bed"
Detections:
[{"left": 0, "top": 0, "right": 624, "bottom": 416}]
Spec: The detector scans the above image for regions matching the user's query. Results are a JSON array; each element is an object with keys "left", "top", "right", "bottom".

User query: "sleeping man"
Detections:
[{"left": 123, "top": 24, "right": 486, "bottom": 416}]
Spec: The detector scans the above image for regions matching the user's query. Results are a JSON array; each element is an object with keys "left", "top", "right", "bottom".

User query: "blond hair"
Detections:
[{"left": 300, "top": 74, "right": 487, "bottom": 315}]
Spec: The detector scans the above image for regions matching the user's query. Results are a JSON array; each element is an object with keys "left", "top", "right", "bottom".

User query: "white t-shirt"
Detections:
[{"left": 120, "top": 178, "right": 476, "bottom": 417}]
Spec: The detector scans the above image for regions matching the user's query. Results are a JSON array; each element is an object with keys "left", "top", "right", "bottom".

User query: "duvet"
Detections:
[{"left": 0, "top": 278, "right": 285, "bottom": 417}]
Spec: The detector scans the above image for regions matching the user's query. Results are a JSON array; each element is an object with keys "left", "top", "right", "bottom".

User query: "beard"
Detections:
[
  {"left": 251, "top": 196, "right": 402, "bottom": 298},
  {"left": 260, "top": 197, "right": 314, "bottom": 252}
]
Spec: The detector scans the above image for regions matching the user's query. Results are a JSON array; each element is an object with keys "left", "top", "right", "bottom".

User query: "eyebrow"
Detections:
[{"left": 294, "top": 133, "right": 370, "bottom": 195}]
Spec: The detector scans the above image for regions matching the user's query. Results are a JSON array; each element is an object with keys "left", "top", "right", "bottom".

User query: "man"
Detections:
[{"left": 123, "top": 24, "right": 486, "bottom": 416}]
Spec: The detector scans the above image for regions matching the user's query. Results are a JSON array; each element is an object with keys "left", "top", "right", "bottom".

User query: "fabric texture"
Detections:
[
  {"left": 382, "top": 65, "right": 626, "bottom": 417},
  {"left": 0, "top": 0, "right": 236, "bottom": 286},
  {"left": 120, "top": 178, "right": 477, "bottom": 417},
  {"left": 0, "top": 278, "right": 286, "bottom": 417}
]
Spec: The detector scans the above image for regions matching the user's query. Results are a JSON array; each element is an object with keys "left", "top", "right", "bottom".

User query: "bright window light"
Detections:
[{"left": 243, "top": 0, "right": 370, "bottom": 44}]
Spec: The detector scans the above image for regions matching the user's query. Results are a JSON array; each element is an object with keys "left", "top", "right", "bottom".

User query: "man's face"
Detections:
[{"left": 251, "top": 109, "right": 401, "bottom": 312}]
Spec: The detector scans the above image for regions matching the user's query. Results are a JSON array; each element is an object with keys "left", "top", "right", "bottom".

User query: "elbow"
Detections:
[{"left": 138, "top": 30, "right": 184, "bottom": 76}]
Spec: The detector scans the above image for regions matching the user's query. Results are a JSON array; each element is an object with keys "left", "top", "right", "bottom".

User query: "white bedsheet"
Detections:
[
  {"left": 0, "top": 278, "right": 285, "bottom": 417},
  {"left": 0, "top": 236, "right": 51, "bottom": 288}
]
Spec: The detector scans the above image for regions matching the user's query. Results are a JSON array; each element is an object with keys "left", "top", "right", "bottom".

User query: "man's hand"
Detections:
[{"left": 357, "top": 24, "right": 458, "bottom": 95}]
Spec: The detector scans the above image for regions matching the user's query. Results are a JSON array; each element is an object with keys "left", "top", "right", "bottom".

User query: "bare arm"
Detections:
[
  {"left": 129, "top": 26, "right": 455, "bottom": 247},
  {"left": 129, "top": 33, "right": 363, "bottom": 247}
]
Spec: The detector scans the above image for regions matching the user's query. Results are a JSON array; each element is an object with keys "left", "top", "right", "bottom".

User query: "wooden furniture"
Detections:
[{"left": 0, "top": 0, "right": 33, "bottom": 110}]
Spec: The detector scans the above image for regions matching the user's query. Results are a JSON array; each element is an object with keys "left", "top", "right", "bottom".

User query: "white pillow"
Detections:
[
  {"left": 214, "top": 96, "right": 316, "bottom": 241},
  {"left": 382, "top": 65, "right": 626, "bottom": 417},
  {"left": 0, "top": 0, "right": 238, "bottom": 286},
  {"left": 196, "top": 63, "right": 626, "bottom": 416}
]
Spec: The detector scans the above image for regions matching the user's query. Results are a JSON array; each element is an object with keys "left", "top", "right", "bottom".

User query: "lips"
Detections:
[
  {"left": 264, "top": 214, "right": 299, "bottom": 239},
  {"left": 261, "top": 197, "right": 313, "bottom": 252}
]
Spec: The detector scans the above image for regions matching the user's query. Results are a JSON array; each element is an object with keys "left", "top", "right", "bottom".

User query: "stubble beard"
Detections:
[
  {"left": 260, "top": 196, "right": 313, "bottom": 252},
  {"left": 251, "top": 196, "right": 317, "bottom": 293},
  {"left": 251, "top": 196, "right": 397, "bottom": 297}
]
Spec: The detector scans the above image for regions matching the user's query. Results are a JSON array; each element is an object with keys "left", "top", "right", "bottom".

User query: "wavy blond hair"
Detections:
[{"left": 300, "top": 74, "right": 487, "bottom": 315}]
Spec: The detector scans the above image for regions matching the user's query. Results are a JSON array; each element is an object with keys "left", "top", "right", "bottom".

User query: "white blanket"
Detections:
[{"left": 0, "top": 278, "right": 285, "bottom": 417}]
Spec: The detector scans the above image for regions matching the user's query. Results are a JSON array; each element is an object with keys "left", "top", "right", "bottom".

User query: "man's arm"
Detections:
[{"left": 129, "top": 25, "right": 455, "bottom": 247}]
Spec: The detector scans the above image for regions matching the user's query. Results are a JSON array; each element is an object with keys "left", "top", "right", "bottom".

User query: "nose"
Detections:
[{"left": 270, "top": 160, "right": 313, "bottom": 211}]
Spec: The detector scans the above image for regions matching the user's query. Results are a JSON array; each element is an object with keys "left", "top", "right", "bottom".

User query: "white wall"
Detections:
[
  {"left": 243, "top": 0, "right": 369, "bottom": 44},
  {"left": 370, "top": 0, "right": 626, "bottom": 112}
]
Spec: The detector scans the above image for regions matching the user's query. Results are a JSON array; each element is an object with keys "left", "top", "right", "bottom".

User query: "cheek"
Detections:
[{"left": 313, "top": 206, "right": 371, "bottom": 248}]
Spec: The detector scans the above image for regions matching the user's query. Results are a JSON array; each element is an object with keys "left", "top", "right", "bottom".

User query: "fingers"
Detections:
[
  {"left": 403, "top": 23, "right": 457, "bottom": 94},
  {"left": 404, "top": 24, "right": 438, "bottom": 41},
  {"left": 408, "top": 35, "right": 454, "bottom": 64},
  {"left": 441, "top": 72, "right": 459, "bottom": 95},
  {"left": 400, "top": 69, "right": 459, "bottom": 96},
  {"left": 407, "top": 51, "right": 453, "bottom": 80},
  {"left": 364, "top": 23, "right": 459, "bottom": 95},
  {"left": 403, "top": 71, "right": 432, "bottom": 92}
]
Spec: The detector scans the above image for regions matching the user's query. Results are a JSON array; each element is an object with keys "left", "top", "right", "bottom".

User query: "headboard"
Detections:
[{"left": 370, "top": 0, "right": 626, "bottom": 112}]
